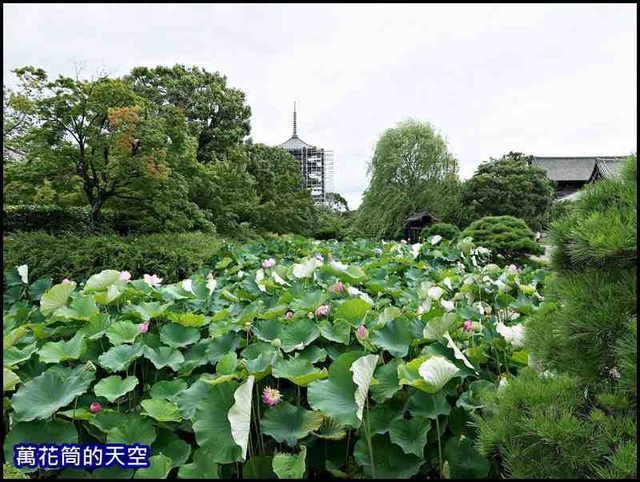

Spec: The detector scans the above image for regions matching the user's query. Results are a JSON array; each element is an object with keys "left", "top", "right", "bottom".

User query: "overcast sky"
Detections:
[{"left": 4, "top": 3, "right": 637, "bottom": 209}]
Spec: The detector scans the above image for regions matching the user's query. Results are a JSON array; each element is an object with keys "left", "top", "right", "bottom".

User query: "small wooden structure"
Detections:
[{"left": 404, "top": 211, "right": 439, "bottom": 243}]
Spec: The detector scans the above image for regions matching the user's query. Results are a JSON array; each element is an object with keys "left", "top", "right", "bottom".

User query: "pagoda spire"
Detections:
[{"left": 292, "top": 101, "right": 298, "bottom": 138}]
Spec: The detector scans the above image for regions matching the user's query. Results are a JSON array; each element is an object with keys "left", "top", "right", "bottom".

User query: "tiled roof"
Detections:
[
  {"left": 532, "top": 156, "right": 627, "bottom": 181},
  {"left": 280, "top": 136, "right": 315, "bottom": 150}
]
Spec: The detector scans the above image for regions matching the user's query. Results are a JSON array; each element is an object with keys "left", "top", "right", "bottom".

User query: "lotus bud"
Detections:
[
  {"left": 356, "top": 324, "right": 369, "bottom": 341},
  {"left": 315, "top": 305, "right": 330, "bottom": 317},
  {"left": 90, "top": 402, "right": 102, "bottom": 414},
  {"left": 119, "top": 271, "right": 132, "bottom": 281},
  {"left": 462, "top": 320, "right": 473, "bottom": 332},
  {"left": 285, "top": 311, "right": 294, "bottom": 319},
  {"left": 62, "top": 278, "right": 72, "bottom": 284},
  {"left": 140, "top": 322, "right": 149, "bottom": 333},
  {"left": 262, "top": 258, "right": 276, "bottom": 268}
]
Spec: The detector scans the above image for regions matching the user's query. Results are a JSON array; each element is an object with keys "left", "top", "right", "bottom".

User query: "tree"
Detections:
[
  {"left": 125, "top": 65, "right": 251, "bottom": 163},
  {"left": 327, "top": 192, "right": 349, "bottom": 212},
  {"left": 355, "top": 119, "right": 461, "bottom": 238},
  {"left": 461, "top": 151, "right": 555, "bottom": 231},
  {"left": 7, "top": 66, "right": 199, "bottom": 224}
]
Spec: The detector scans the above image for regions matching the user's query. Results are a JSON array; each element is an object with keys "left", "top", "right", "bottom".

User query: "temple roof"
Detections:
[
  {"left": 280, "top": 136, "right": 315, "bottom": 150},
  {"left": 532, "top": 156, "right": 627, "bottom": 181}
]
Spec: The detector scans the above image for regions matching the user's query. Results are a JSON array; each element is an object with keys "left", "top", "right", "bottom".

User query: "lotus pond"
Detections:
[{"left": 3, "top": 235, "right": 549, "bottom": 479}]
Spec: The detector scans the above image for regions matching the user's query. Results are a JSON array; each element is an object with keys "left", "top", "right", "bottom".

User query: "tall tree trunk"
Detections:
[{"left": 91, "top": 199, "right": 101, "bottom": 224}]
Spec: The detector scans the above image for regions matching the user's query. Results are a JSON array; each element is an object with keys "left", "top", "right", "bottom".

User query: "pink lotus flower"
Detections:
[
  {"left": 285, "top": 311, "right": 294, "bottom": 319},
  {"left": 261, "top": 387, "right": 282, "bottom": 406},
  {"left": 328, "top": 281, "right": 345, "bottom": 293},
  {"left": 315, "top": 305, "right": 330, "bottom": 317},
  {"left": 62, "top": 278, "right": 72, "bottom": 284},
  {"left": 119, "top": 271, "right": 132, "bottom": 281},
  {"left": 143, "top": 274, "right": 163, "bottom": 288},
  {"left": 90, "top": 402, "right": 102, "bottom": 414},
  {"left": 262, "top": 258, "right": 276, "bottom": 269},
  {"left": 508, "top": 264, "right": 521, "bottom": 274},
  {"left": 356, "top": 324, "right": 369, "bottom": 340},
  {"left": 140, "top": 322, "right": 149, "bottom": 333},
  {"left": 462, "top": 320, "right": 474, "bottom": 332}
]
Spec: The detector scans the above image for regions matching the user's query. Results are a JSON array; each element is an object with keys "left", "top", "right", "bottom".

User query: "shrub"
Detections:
[
  {"left": 3, "top": 205, "right": 116, "bottom": 234},
  {"left": 461, "top": 215, "right": 543, "bottom": 263},
  {"left": 3, "top": 231, "right": 223, "bottom": 284},
  {"left": 421, "top": 222, "right": 460, "bottom": 240},
  {"left": 547, "top": 199, "right": 575, "bottom": 225}
]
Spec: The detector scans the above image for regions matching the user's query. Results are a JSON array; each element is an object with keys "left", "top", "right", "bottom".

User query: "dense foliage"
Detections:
[
  {"left": 3, "top": 232, "right": 223, "bottom": 285},
  {"left": 355, "top": 120, "right": 462, "bottom": 239},
  {"left": 421, "top": 222, "right": 460, "bottom": 241},
  {"left": 3, "top": 235, "right": 548, "bottom": 479},
  {"left": 461, "top": 216, "right": 544, "bottom": 264},
  {"left": 461, "top": 152, "right": 555, "bottom": 231},
  {"left": 474, "top": 155, "right": 637, "bottom": 478},
  {"left": 3, "top": 205, "right": 116, "bottom": 234},
  {"left": 2, "top": 65, "right": 334, "bottom": 238}
]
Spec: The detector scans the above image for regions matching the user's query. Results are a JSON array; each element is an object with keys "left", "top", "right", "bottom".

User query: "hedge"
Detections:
[
  {"left": 3, "top": 205, "right": 116, "bottom": 234},
  {"left": 3, "top": 232, "right": 224, "bottom": 284},
  {"left": 421, "top": 222, "right": 460, "bottom": 240}
]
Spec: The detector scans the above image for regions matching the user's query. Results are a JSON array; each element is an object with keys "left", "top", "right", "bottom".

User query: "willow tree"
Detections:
[{"left": 355, "top": 119, "right": 461, "bottom": 239}]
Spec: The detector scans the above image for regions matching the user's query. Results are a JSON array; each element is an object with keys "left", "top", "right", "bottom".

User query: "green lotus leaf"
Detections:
[
  {"left": 408, "top": 390, "right": 452, "bottom": 419},
  {"left": 417, "top": 356, "right": 461, "bottom": 393},
  {"left": 181, "top": 339, "right": 214, "bottom": 373},
  {"left": 55, "top": 295, "right": 99, "bottom": 320},
  {"left": 240, "top": 342, "right": 279, "bottom": 379},
  {"left": 128, "top": 301, "right": 172, "bottom": 321},
  {"left": 40, "top": 281, "right": 76, "bottom": 315},
  {"left": 455, "top": 380, "right": 494, "bottom": 411},
  {"left": 444, "top": 435, "right": 491, "bottom": 479},
  {"left": 77, "top": 313, "right": 111, "bottom": 340},
  {"left": 193, "top": 382, "right": 243, "bottom": 463},
  {"left": 243, "top": 455, "right": 275, "bottom": 478},
  {"left": 272, "top": 358, "right": 328, "bottom": 386},
  {"left": 107, "top": 414, "right": 157, "bottom": 446},
  {"left": 38, "top": 333, "right": 86, "bottom": 364},
  {"left": 370, "top": 358, "right": 402, "bottom": 403},
  {"left": 423, "top": 313, "right": 458, "bottom": 342},
  {"left": 94, "top": 284, "right": 126, "bottom": 305},
  {"left": 217, "top": 352, "right": 239, "bottom": 375},
  {"left": 259, "top": 304, "right": 288, "bottom": 320},
  {"left": 151, "top": 431, "right": 191, "bottom": 468},
  {"left": 288, "top": 290, "right": 325, "bottom": 311},
  {"left": 295, "top": 345, "right": 327, "bottom": 364},
  {"left": 354, "top": 433, "right": 424, "bottom": 478},
  {"left": 350, "top": 354, "right": 379, "bottom": 421},
  {"left": 205, "top": 332, "right": 241, "bottom": 363},
  {"left": 272, "top": 445, "right": 307, "bottom": 479},
  {"left": 151, "top": 379, "right": 188, "bottom": 401},
  {"left": 144, "top": 346, "right": 185, "bottom": 371},
  {"left": 58, "top": 407, "right": 94, "bottom": 421},
  {"left": 84, "top": 270, "right": 121, "bottom": 293},
  {"left": 3, "top": 327, "right": 30, "bottom": 349},
  {"left": 3, "top": 342, "right": 38, "bottom": 367},
  {"left": 443, "top": 332, "right": 476, "bottom": 371},
  {"left": 389, "top": 417, "right": 431, "bottom": 456},
  {"left": 93, "top": 375, "right": 139, "bottom": 403},
  {"left": 92, "top": 467, "right": 135, "bottom": 479},
  {"left": 159, "top": 323, "right": 200, "bottom": 348},
  {"left": 228, "top": 376, "right": 254, "bottom": 461},
  {"left": 141, "top": 398, "right": 182, "bottom": 422},
  {"left": 398, "top": 356, "right": 432, "bottom": 393},
  {"left": 3, "top": 367, "right": 21, "bottom": 392},
  {"left": 98, "top": 343, "right": 145, "bottom": 373},
  {"left": 261, "top": 402, "right": 324, "bottom": 446},
  {"left": 134, "top": 454, "right": 173, "bottom": 479},
  {"left": 58, "top": 468, "right": 91, "bottom": 479},
  {"left": 177, "top": 447, "right": 220, "bottom": 478},
  {"left": 175, "top": 380, "right": 210, "bottom": 420},
  {"left": 168, "top": 312, "right": 207, "bottom": 328},
  {"left": 318, "top": 319, "right": 351, "bottom": 344},
  {"left": 307, "top": 351, "right": 363, "bottom": 428},
  {"left": 310, "top": 416, "right": 347, "bottom": 440},
  {"left": 3, "top": 420, "right": 78, "bottom": 467},
  {"left": 370, "top": 317, "right": 413, "bottom": 358},
  {"left": 335, "top": 298, "right": 371, "bottom": 326},
  {"left": 105, "top": 321, "right": 142, "bottom": 346},
  {"left": 11, "top": 365, "right": 95, "bottom": 421},
  {"left": 279, "top": 319, "right": 320, "bottom": 353},
  {"left": 89, "top": 411, "right": 127, "bottom": 433},
  {"left": 376, "top": 306, "right": 403, "bottom": 328}
]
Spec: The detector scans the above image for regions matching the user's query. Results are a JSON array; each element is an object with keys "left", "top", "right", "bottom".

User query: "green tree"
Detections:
[
  {"left": 327, "top": 192, "right": 349, "bottom": 212},
  {"left": 7, "top": 66, "right": 198, "bottom": 224},
  {"left": 461, "top": 151, "right": 555, "bottom": 231},
  {"left": 125, "top": 64, "right": 251, "bottom": 163},
  {"left": 355, "top": 119, "right": 461, "bottom": 238}
]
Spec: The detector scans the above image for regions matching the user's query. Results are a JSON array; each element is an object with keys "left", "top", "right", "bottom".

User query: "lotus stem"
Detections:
[
  {"left": 365, "top": 397, "right": 375, "bottom": 478},
  {"left": 435, "top": 416, "right": 444, "bottom": 478}
]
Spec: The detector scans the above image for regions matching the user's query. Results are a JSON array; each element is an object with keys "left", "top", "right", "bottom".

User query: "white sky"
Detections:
[{"left": 3, "top": 3, "right": 637, "bottom": 209}]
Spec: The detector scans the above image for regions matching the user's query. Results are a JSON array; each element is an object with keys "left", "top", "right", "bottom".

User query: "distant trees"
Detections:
[
  {"left": 461, "top": 152, "right": 555, "bottom": 231},
  {"left": 355, "top": 119, "right": 462, "bottom": 239}
]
